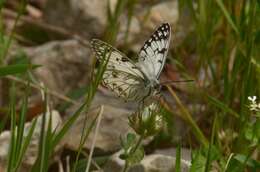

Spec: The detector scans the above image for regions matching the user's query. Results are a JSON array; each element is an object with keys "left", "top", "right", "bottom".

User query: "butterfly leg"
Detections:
[{"left": 139, "top": 98, "right": 145, "bottom": 110}]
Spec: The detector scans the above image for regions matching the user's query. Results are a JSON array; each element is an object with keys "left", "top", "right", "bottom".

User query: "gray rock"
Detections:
[
  {"left": 44, "top": 0, "right": 117, "bottom": 38},
  {"left": 154, "top": 148, "right": 191, "bottom": 162},
  {"left": 116, "top": 16, "right": 141, "bottom": 45},
  {"left": 62, "top": 91, "right": 136, "bottom": 152},
  {"left": 124, "top": 0, "right": 179, "bottom": 52},
  {"left": 43, "top": 0, "right": 179, "bottom": 48},
  {"left": 137, "top": 0, "right": 179, "bottom": 29},
  {"left": 140, "top": 154, "right": 190, "bottom": 172},
  {"left": 104, "top": 151, "right": 191, "bottom": 172},
  {"left": 26, "top": 40, "right": 93, "bottom": 95}
]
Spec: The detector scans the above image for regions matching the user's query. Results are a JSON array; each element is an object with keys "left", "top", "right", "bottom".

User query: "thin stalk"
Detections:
[
  {"left": 39, "top": 90, "right": 48, "bottom": 172},
  {"left": 85, "top": 106, "right": 104, "bottom": 172},
  {"left": 204, "top": 114, "right": 217, "bottom": 172},
  {"left": 72, "top": 106, "right": 98, "bottom": 172},
  {"left": 166, "top": 86, "right": 208, "bottom": 147},
  {"left": 7, "top": 82, "right": 17, "bottom": 172},
  {"left": 0, "top": 7, "right": 4, "bottom": 42},
  {"left": 6, "top": 76, "right": 78, "bottom": 105},
  {"left": 131, "top": 134, "right": 144, "bottom": 155},
  {"left": 175, "top": 143, "right": 181, "bottom": 172},
  {"left": 216, "top": 0, "right": 239, "bottom": 35},
  {"left": 122, "top": 162, "right": 129, "bottom": 172},
  {"left": 1, "top": 0, "right": 27, "bottom": 62},
  {"left": 122, "top": 134, "right": 144, "bottom": 172},
  {"left": 224, "top": 153, "right": 234, "bottom": 171}
]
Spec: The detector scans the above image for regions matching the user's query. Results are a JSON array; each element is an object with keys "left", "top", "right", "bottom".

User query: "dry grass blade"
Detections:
[
  {"left": 6, "top": 75, "right": 78, "bottom": 105},
  {"left": 165, "top": 85, "right": 208, "bottom": 147}
]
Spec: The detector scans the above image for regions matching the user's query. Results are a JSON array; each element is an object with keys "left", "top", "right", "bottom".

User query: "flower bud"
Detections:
[{"left": 129, "top": 103, "right": 164, "bottom": 137}]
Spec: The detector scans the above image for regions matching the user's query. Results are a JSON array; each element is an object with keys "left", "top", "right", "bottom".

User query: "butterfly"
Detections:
[{"left": 91, "top": 23, "right": 171, "bottom": 102}]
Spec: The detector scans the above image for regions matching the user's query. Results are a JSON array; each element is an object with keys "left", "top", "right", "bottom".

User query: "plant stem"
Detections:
[
  {"left": 122, "top": 162, "right": 129, "bottom": 172},
  {"left": 122, "top": 134, "right": 144, "bottom": 172},
  {"left": 1, "top": 0, "right": 27, "bottom": 63},
  {"left": 131, "top": 134, "right": 144, "bottom": 154}
]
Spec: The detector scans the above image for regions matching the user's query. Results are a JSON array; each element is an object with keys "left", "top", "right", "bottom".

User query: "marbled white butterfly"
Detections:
[{"left": 91, "top": 23, "right": 171, "bottom": 102}]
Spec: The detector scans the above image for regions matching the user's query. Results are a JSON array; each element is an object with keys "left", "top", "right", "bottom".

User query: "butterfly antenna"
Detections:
[{"left": 160, "top": 79, "right": 194, "bottom": 86}]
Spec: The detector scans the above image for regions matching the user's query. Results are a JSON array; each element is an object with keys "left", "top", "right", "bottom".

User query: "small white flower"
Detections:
[
  {"left": 142, "top": 103, "right": 158, "bottom": 120},
  {"left": 248, "top": 96, "right": 260, "bottom": 112},
  {"left": 248, "top": 96, "right": 256, "bottom": 103},
  {"left": 129, "top": 103, "right": 163, "bottom": 137},
  {"left": 249, "top": 104, "right": 258, "bottom": 111}
]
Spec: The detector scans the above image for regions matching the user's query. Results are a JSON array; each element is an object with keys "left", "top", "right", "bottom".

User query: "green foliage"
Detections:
[
  {"left": 6, "top": 83, "right": 37, "bottom": 172},
  {"left": 190, "top": 150, "right": 206, "bottom": 172},
  {"left": 0, "top": 0, "right": 27, "bottom": 63},
  {"left": 225, "top": 154, "right": 260, "bottom": 172},
  {"left": 0, "top": 0, "right": 6, "bottom": 9},
  {"left": 57, "top": 86, "right": 88, "bottom": 112},
  {"left": 177, "top": 0, "right": 259, "bottom": 171},
  {"left": 105, "top": 0, "right": 137, "bottom": 45},
  {"left": 244, "top": 118, "right": 260, "bottom": 145},
  {"left": 0, "top": 64, "right": 40, "bottom": 77},
  {"left": 120, "top": 133, "right": 144, "bottom": 167},
  {"left": 0, "top": 0, "right": 259, "bottom": 172},
  {"left": 71, "top": 45, "right": 112, "bottom": 172},
  {"left": 190, "top": 146, "right": 221, "bottom": 172},
  {"left": 207, "top": 95, "right": 239, "bottom": 118},
  {"left": 175, "top": 143, "right": 181, "bottom": 172},
  {"left": 105, "top": 0, "right": 128, "bottom": 44},
  {"left": 233, "top": 154, "right": 260, "bottom": 170}
]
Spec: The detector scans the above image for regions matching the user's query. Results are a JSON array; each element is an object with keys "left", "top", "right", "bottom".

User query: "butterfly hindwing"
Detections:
[
  {"left": 137, "top": 23, "right": 171, "bottom": 79},
  {"left": 91, "top": 39, "right": 146, "bottom": 101}
]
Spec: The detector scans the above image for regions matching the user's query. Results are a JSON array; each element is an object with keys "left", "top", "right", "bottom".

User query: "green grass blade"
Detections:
[
  {"left": 72, "top": 42, "right": 111, "bottom": 172},
  {"left": 72, "top": 108, "right": 100, "bottom": 172},
  {"left": 215, "top": 0, "right": 239, "bottom": 35},
  {"left": 31, "top": 90, "right": 48, "bottom": 172},
  {"left": 42, "top": 110, "right": 53, "bottom": 172},
  {"left": 14, "top": 118, "right": 37, "bottom": 171},
  {"left": 175, "top": 143, "right": 181, "bottom": 172},
  {"left": 0, "top": 0, "right": 6, "bottom": 10},
  {"left": 207, "top": 95, "right": 239, "bottom": 118},
  {"left": 85, "top": 106, "right": 104, "bottom": 172},
  {"left": 0, "top": 0, "right": 5, "bottom": 42},
  {"left": 204, "top": 114, "right": 217, "bottom": 172},
  {"left": 0, "top": 64, "right": 41, "bottom": 77},
  {"left": 39, "top": 97, "right": 47, "bottom": 172},
  {"left": 7, "top": 82, "right": 17, "bottom": 172},
  {"left": 234, "top": 154, "right": 260, "bottom": 169},
  {"left": 0, "top": 0, "right": 27, "bottom": 62},
  {"left": 14, "top": 97, "right": 27, "bottom": 163},
  {"left": 51, "top": 102, "right": 87, "bottom": 147}
]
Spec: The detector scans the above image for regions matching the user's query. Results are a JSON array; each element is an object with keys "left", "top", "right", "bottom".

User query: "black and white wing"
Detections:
[
  {"left": 91, "top": 39, "right": 147, "bottom": 101},
  {"left": 137, "top": 23, "right": 171, "bottom": 79}
]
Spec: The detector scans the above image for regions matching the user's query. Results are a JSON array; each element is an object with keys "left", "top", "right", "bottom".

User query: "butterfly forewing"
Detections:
[
  {"left": 137, "top": 23, "right": 171, "bottom": 79},
  {"left": 91, "top": 39, "right": 146, "bottom": 101}
]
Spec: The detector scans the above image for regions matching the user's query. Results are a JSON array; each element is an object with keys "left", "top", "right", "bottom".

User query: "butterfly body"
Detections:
[{"left": 91, "top": 23, "right": 171, "bottom": 102}]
